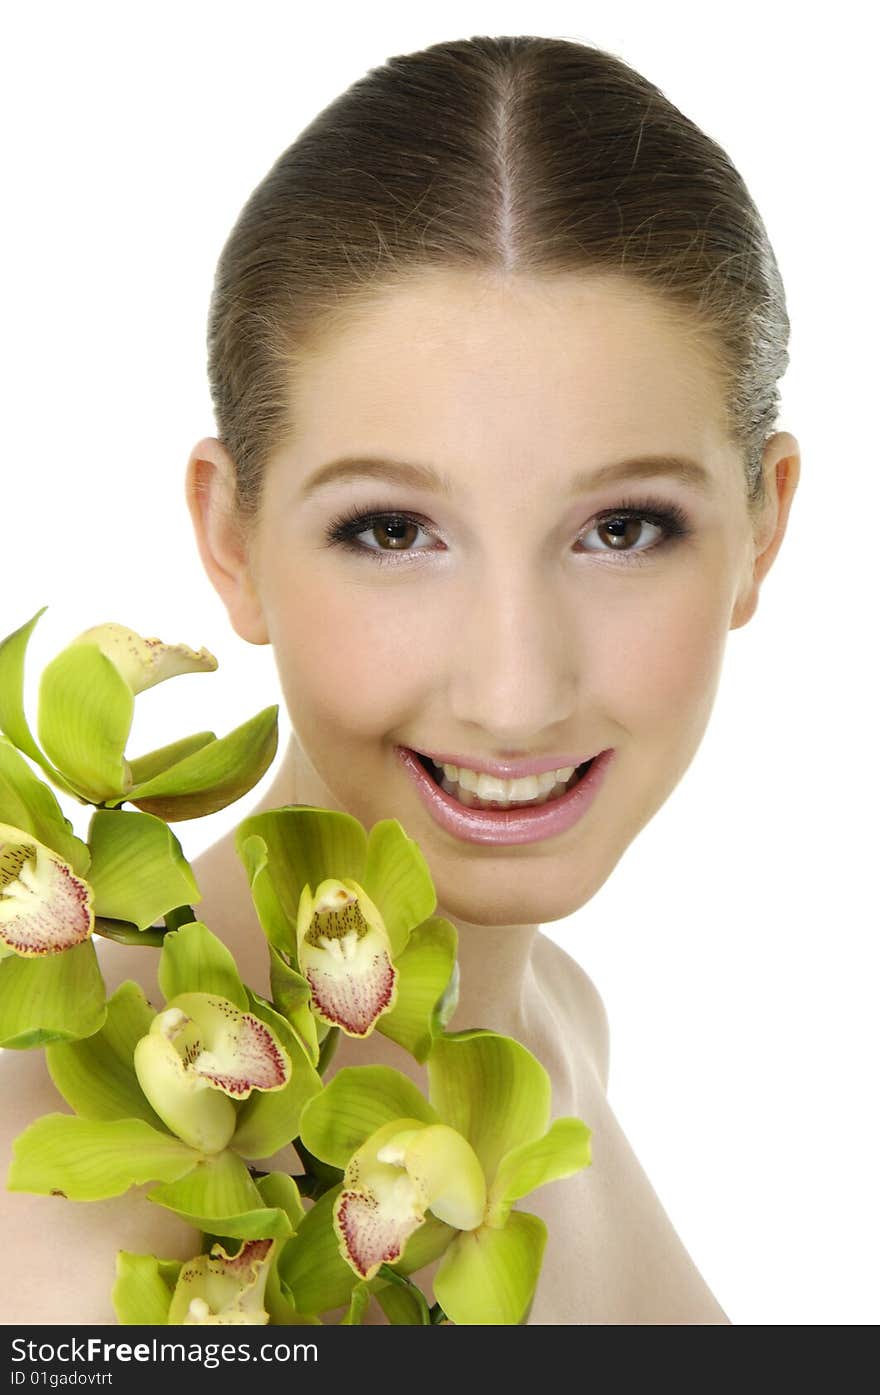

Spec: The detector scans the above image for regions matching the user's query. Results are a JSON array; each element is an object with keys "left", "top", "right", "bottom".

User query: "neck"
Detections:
[{"left": 433, "top": 907, "right": 539, "bottom": 1038}]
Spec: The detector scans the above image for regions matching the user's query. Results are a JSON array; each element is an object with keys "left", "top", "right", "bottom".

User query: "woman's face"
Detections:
[{"left": 225, "top": 270, "right": 782, "bottom": 927}]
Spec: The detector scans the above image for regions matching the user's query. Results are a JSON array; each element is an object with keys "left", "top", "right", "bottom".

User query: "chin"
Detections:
[{"left": 435, "top": 864, "right": 606, "bottom": 928}]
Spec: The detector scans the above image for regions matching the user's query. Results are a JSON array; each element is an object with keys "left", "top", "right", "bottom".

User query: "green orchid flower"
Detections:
[
  {"left": 0, "top": 815, "right": 105, "bottom": 1049},
  {"left": 133, "top": 990, "right": 292, "bottom": 1154},
  {"left": 234, "top": 807, "right": 458, "bottom": 1061},
  {"left": 0, "top": 732, "right": 202, "bottom": 1047},
  {"left": 122, "top": 1239, "right": 277, "bottom": 1325},
  {"left": 175, "top": 1239, "right": 277, "bottom": 1325},
  {"left": 0, "top": 820, "right": 94, "bottom": 958},
  {"left": 296, "top": 1029, "right": 592, "bottom": 1325},
  {"left": 112, "top": 1173, "right": 322, "bottom": 1325},
  {"left": 7, "top": 922, "right": 323, "bottom": 1240},
  {"left": 0, "top": 605, "right": 278, "bottom": 821}
]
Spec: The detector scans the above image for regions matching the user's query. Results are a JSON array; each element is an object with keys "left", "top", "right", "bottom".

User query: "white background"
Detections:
[{"left": 1, "top": 1, "right": 877, "bottom": 1325}]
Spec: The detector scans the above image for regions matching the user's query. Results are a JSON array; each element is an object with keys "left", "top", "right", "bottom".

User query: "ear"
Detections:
[
  {"left": 730, "top": 431, "right": 801, "bottom": 630},
  {"left": 185, "top": 438, "right": 270, "bottom": 645}
]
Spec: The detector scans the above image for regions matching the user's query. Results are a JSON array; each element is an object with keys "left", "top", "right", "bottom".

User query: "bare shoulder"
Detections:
[
  {"left": 0, "top": 1046, "right": 200, "bottom": 1325},
  {"left": 533, "top": 931, "right": 610, "bottom": 1090}
]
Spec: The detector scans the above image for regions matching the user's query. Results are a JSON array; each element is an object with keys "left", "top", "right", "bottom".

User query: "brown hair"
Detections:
[{"left": 206, "top": 34, "right": 790, "bottom": 543}]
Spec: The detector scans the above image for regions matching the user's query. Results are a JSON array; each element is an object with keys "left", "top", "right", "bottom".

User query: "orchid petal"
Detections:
[
  {"left": 126, "top": 731, "right": 216, "bottom": 786},
  {"left": 296, "top": 877, "right": 397, "bottom": 1037},
  {"left": 278, "top": 1183, "right": 360, "bottom": 1315},
  {"left": 385, "top": 1208, "right": 458, "bottom": 1277},
  {"left": 169, "top": 991, "right": 291, "bottom": 1095},
  {"left": 230, "top": 993, "right": 322, "bottom": 1159},
  {"left": 157, "top": 921, "right": 248, "bottom": 1010},
  {"left": 113, "top": 1253, "right": 181, "bottom": 1325},
  {"left": 37, "top": 639, "right": 135, "bottom": 802},
  {"left": 375, "top": 1122, "right": 486, "bottom": 1232},
  {"left": 167, "top": 1239, "right": 275, "bottom": 1325},
  {"left": 299, "top": 1064, "right": 439, "bottom": 1170},
  {"left": 268, "top": 944, "right": 320, "bottom": 1066},
  {"left": 278, "top": 1181, "right": 454, "bottom": 1317},
  {"left": 433, "top": 1210, "right": 548, "bottom": 1326},
  {"left": 117, "top": 706, "right": 278, "bottom": 822},
  {"left": 485, "top": 1117, "right": 593, "bottom": 1228},
  {"left": 0, "top": 823, "right": 93, "bottom": 957},
  {"left": 0, "top": 735, "right": 90, "bottom": 876},
  {"left": 0, "top": 607, "right": 81, "bottom": 799},
  {"left": 134, "top": 992, "right": 290, "bottom": 1152},
  {"left": 133, "top": 1020, "right": 238, "bottom": 1153},
  {"left": 85, "top": 808, "right": 199, "bottom": 932},
  {"left": 46, "top": 981, "right": 162, "bottom": 1125},
  {"left": 7, "top": 1115, "right": 199, "bottom": 1200},
  {"left": 148, "top": 1149, "right": 293, "bottom": 1241},
  {"left": 263, "top": 1257, "right": 321, "bottom": 1326},
  {"left": 236, "top": 832, "right": 296, "bottom": 955},
  {"left": 375, "top": 1282, "right": 430, "bottom": 1324},
  {"left": 255, "top": 1171, "right": 306, "bottom": 1235},
  {"left": 340, "top": 1282, "right": 373, "bottom": 1325},
  {"left": 376, "top": 916, "right": 458, "bottom": 1063},
  {"left": 67, "top": 622, "right": 217, "bottom": 696},
  {"left": 0, "top": 938, "right": 106, "bottom": 1049},
  {"left": 234, "top": 807, "right": 369, "bottom": 958},
  {"left": 361, "top": 818, "right": 437, "bottom": 959},
  {"left": 332, "top": 1118, "right": 435, "bottom": 1281},
  {"left": 427, "top": 1030, "right": 551, "bottom": 1187}
]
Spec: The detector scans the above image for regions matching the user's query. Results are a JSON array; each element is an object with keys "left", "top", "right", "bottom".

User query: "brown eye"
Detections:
[
  {"left": 371, "top": 516, "right": 422, "bottom": 550},
  {"left": 582, "top": 515, "right": 664, "bottom": 553}
]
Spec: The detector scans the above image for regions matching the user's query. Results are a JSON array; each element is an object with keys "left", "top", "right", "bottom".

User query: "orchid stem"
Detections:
[{"left": 317, "top": 1025, "right": 341, "bottom": 1075}]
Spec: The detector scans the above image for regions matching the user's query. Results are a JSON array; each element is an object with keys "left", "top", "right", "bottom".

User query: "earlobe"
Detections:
[
  {"left": 185, "top": 438, "right": 270, "bottom": 646},
  {"left": 729, "top": 432, "right": 801, "bottom": 632}
]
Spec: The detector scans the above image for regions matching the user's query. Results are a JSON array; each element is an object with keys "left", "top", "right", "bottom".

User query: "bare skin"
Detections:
[{"left": 1, "top": 269, "right": 799, "bottom": 1324}]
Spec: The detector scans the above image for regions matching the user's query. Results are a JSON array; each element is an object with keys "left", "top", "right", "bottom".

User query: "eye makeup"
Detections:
[{"left": 323, "top": 494, "right": 693, "bottom": 567}]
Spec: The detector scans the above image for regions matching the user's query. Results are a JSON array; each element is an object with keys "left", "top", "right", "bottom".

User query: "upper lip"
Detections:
[{"left": 402, "top": 745, "right": 598, "bottom": 779}]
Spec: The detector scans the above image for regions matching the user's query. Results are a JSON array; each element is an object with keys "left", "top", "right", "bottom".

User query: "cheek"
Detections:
[
  {"left": 585, "top": 571, "right": 730, "bottom": 736},
  {"left": 264, "top": 568, "right": 432, "bottom": 736}
]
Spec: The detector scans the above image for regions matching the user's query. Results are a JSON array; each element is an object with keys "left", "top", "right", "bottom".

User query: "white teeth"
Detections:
[
  {"left": 430, "top": 756, "right": 588, "bottom": 809},
  {"left": 438, "top": 761, "right": 578, "bottom": 803}
]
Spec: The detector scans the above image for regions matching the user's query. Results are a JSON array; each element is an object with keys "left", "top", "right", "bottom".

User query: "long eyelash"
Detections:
[
  {"left": 598, "top": 495, "right": 692, "bottom": 542},
  {"left": 324, "top": 494, "right": 692, "bottom": 564},
  {"left": 325, "top": 503, "right": 437, "bottom": 565}
]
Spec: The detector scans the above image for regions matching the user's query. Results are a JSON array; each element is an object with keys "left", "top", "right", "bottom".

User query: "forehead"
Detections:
[{"left": 280, "top": 269, "right": 732, "bottom": 482}]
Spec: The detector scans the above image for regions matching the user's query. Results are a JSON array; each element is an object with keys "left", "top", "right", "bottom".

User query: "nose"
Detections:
[{"left": 448, "top": 559, "right": 578, "bottom": 746}]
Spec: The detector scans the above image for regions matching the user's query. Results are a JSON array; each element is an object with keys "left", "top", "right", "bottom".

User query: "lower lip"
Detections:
[{"left": 395, "top": 746, "right": 615, "bottom": 846}]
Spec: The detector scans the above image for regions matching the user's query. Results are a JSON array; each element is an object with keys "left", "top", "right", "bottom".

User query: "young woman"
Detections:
[{"left": 1, "top": 34, "right": 799, "bottom": 1324}]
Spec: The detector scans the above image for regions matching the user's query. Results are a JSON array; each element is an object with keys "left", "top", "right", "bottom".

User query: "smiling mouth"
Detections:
[{"left": 414, "top": 752, "right": 594, "bottom": 810}]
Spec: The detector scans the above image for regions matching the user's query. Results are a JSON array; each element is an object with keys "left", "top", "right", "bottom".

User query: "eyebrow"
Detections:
[{"left": 298, "top": 452, "right": 716, "bottom": 500}]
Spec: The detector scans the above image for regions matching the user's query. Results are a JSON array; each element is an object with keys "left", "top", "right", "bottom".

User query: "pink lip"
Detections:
[
  {"left": 396, "top": 746, "right": 615, "bottom": 846},
  {"left": 406, "top": 746, "right": 593, "bottom": 779}
]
